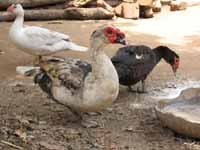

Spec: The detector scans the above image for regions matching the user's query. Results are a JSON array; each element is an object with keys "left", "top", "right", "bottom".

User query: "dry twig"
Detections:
[{"left": 1, "top": 140, "right": 23, "bottom": 150}]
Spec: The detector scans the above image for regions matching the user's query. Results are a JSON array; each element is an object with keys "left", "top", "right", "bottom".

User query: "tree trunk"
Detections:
[
  {"left": 0, "top": 0, "right": 67, "bottom": 10},
  {"left": 64, "top": 7, "right": 114, "bottom": 20},
  {"left": 69, "top": 0, "right": 121, "bottom": 7},
  {"left": 0, "top": 8, "right": 114, "bottom": 21},
  {"left": 0, "top": 9, "right": 65, "bottom": 21}
]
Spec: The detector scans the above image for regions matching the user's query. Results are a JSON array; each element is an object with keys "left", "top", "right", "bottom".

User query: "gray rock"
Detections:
[{"left": 155, "top": 88, "right": 200, "bottom": 139}]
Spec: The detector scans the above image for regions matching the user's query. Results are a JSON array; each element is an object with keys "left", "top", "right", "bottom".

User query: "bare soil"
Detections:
[{"left": 0, "top": 6, "right": 200, "bottom": 150}]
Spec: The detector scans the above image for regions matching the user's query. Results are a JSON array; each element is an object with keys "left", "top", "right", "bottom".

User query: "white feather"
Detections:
[
  {"left": 9, "top": 4, "right": 88, "bottom": 56},
  {"left": 136, "top": 54, "right": 143, "bottom": 60}
]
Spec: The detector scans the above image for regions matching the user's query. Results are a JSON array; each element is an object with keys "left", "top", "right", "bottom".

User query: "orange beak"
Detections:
[{"left": 7, "top": 5, "right": 14, "bottom": 13}]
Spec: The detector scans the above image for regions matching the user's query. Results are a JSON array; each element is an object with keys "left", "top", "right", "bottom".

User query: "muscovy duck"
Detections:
[
  {"left": 7, "top": 4, "right": 88, "bottom": 64},
  {"left": 111, "top": 45, "right": 180, "bottom": 93},
  {"left": 34, "top": 25, "right": 127, "bottom": 126}
]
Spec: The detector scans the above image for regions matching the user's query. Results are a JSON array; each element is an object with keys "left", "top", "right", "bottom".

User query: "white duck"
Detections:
[
  {"left": 7, "top": 4, "right": 88, "bottom": 64},
  {"left": 34, "top": 25, "right": 127, "bottom": 126}
]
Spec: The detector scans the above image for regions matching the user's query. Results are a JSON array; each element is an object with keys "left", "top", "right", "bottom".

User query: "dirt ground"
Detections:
[{"left": 0, "top": 5, "right": 200, "bottom": 150}]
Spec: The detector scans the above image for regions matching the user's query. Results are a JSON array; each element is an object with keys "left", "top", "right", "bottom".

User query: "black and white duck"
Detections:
[
  {"left": 111, "top": 45, "right": 180, "bottom": 93},
  {"left": 34, "top": 25, "right": 127, "bottom": 126}
]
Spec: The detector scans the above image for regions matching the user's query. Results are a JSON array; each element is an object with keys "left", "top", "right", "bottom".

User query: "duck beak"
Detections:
[
  {"left": 7, "top": 4, "right": 14, "bottom": 13},
  {"left": 115, "top": 32, "right": 128, "bottom": 45},
  {"left": 115, "top": 37, "right": 128, "bottom": 45},
  {"left": 172, "top": 65, "right": 177, "bottom": 76},
  {"left": 118, "top": 39, "right": 128, "bottom": 45}
]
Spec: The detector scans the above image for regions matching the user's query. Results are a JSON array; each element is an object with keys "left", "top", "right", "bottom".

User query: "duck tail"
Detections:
[{"left": 67, "top": 42, "right": 88, "bottom": 52}]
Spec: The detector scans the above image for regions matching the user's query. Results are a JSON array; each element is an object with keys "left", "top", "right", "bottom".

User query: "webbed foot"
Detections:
[{"left": 81, "top": 120, "right": 99, "bottom": 128}]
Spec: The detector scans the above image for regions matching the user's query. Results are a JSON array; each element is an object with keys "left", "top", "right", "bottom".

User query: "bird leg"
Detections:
[
  {"left": 33, "top": 55, "right": 42, "bottom": 66},
  {"left": 138, "top": 80, "right": 147, "bottom": 93},
  {"left": 50, "top": 96, "right": 99, "bottom": 128},
  {"left": 80, "top": 116, "right": 99, "bottom": 128},
  {"left": 72, "top": 110, "right": 99, "bottom": 128},
  {"left": 66, "top": 106, "right": 83, "bottom": 121},
  {"left": 128, "top": 81, "right": 147, "bottom": 93},
  {"left": 128, "top": 85, "right": 137, "bottom": 93},
  {"left": 66, "top": 106, "right": 99, "bottom": 128},
  {"left": 128, "top": 86, "right": 133, "bottom": 92},
  {"left": 86, "top": 112, "right": 102, "bottom": 116}
]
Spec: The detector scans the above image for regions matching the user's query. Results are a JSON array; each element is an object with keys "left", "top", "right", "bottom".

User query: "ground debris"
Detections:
[
  {"left": 1, "top": 140, "right": 23, "bottom": 150},
  {"left": 48, "top": 21, "right": 63, "bottom": 24},
  {"left": 105, "top": 107, "right": 113, "bottom": 113},
  {"left": 184, "top": 142, "right": 200, "bottom": 150},
  {"left": 39, "top": 141, "right": 66, "bottom": 150},
  {"left": 0, "top": 126, "right": 14, "bottom": 138},
  {"left": 8, "top": 81, "right": 26, "bottom": 87},
  {"left": 15, "top": 129, "right": 27, "bottom": 142},
  {"left": 63, "top": 128, "right": 81, "bottom": 141},
  {"left": 15, "top": 115, "right": 38, "bottom": 125},
  {"left": 81, "top": 120, "right": 99, "bottom": 128},
  {"left": 123, "top": 126, "right": 134, "bottom": 132}
]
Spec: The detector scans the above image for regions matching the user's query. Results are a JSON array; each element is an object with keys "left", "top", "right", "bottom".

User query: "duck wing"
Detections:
[
  {"left": 34, "top": 57, "right": 92, "bottom": 96},
  {"left": 24, "top": 26, "right": 70, "bottom": 44},
  {"left": 112, "top": 45, "right": 156, "bottom": 85},
  {"left": 23, "top": 26, "right": 88, "bottom": 52}
]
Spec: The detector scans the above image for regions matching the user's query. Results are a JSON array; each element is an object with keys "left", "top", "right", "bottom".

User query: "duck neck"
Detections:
[
  {"left": 11, "top": 14, "right": 24, "bottom": 32},
  {"left": 153, "top": 46, "right": 173, "bottom": 64},
  {"left": 89, "top": 39, "right": 114, "bottom": 79},
  {"left": 90, "top": 38, "right": 106, "bottom": 61},
  {"left": 153, "top": 46, "right": 164, "bottom": 64}
]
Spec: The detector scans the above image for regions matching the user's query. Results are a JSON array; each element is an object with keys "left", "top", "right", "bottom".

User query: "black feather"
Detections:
[
  {"left": 34, "top": 69, "right": 53, "bottom": 98},
  {"left": 112, "top": 45, "right": 179, "bottom": 87}
]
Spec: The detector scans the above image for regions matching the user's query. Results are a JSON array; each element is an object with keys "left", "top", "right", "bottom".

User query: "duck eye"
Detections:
[
  {"left": 107, "top": 29, "right": 113, "bottom": 34},
  {"left": 13, "top": 5, "right": 17, "bottom": 8},
  {"left": 125, "top": 49, "right": 129, "bottom": 52}
]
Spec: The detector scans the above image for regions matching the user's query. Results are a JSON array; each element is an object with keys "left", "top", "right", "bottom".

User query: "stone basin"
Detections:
[{"left": 155, "top": 88, "right": 200, "bottom": 139}]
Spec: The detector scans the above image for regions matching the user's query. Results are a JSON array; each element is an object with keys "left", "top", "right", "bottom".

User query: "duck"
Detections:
[
  {"left": 111, "top": 45, "right": 180, "bottom": 93},
  {"left": 7, "top": 4, "right": 88, "bottom": 64},
  {"left": 34, "top": 25, "right": 127, "bottom": 126}
]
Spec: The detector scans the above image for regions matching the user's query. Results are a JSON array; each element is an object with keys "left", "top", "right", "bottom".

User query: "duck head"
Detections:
[
  {"left": 170, "top": 56, "right": 180, "bottom": 75},
  {"left": 90, "top": 25, "right": 127, "bottom": 49},
  {"left": 7, "top": 4, "right": 24, "bottom": 17},
  {"left": 162, "top": 46, "right": 180, "bottom": 75}
]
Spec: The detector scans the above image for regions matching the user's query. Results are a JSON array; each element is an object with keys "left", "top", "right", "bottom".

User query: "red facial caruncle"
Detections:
[
  {"left": 172, "top": 56, "right": 180, "bottom": 74},
  {"left": 174, "top": 57, "right": 180, "bottom": 69},
  {"left": 103, "top": 27, "right": 125, "bottom": 43},
  {"left": 7, "top": 4, "right": 14, "bottom": 13}
]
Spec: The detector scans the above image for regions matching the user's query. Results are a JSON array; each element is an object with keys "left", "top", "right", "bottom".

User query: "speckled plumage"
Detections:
[
  {"left": 35, "top": 57, "right": 91, "bottom": 96},
  {"left": 34, "top": 25, "right": 126, "bottom": 115}
]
